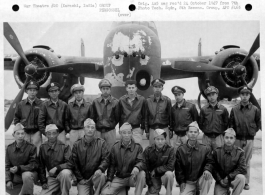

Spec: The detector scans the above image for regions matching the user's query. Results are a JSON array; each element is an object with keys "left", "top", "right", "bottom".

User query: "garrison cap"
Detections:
[
  {"left": 26, "top": 80, "right": 39, "bottom": 90},
  {"left": 125, "top": 80, "right": 137, "bottom": 86},
  {"left": 13, "top": 123, "right": 24, "bottom": 134},
  {"left": 172, "top": 86, "right": 186, "bottom": 94},
  {"left": 120, "top": 122, "right": 132, "bottom": 131},
  {"left": 154, "top": 129, "right": 166, "bottom": 139},
  {"left": 46, "top": 82, "right": 60, "bottom": 92},
  {"left": 70, "top": 84, "right": 85, "bottom": 94},
  {"left": 84, "top": 118, "right": 95, "bottom": 126},
  {"left": 99, "top": 79, "right": 112, "bottom": 88},
  {"left": 188, "top": 121, "right": 201, "bottom": 131},
  {"left": 224, "top": 128, "right": 236, "bottom": 137},
  {"left": 151, "top": 78, "right": 165, "bottom": 87},
  {"left": 204, "top": 86, "right": 219, "bottom": 95},
  {"left": 45, "top": 124, "right": 58, "bottom": 132},
  {"left": 238, "top": 86, "right": 252, "bottom": 94}
]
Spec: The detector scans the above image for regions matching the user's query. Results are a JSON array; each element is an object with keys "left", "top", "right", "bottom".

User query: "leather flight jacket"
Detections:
[
  {"left": 212, "top": 145, "right": 247, "bottom": 182},
  {"left": 69, "top": 137, "right": 110, "bottom": 182},
  {"left": 107, "top": 139, "right": 145, "bottom": 182},
  {"left": 14, "top": 98, "right": 43, "bottom": 134},
  {"left": 38, "top": 140, "right": 72, "bottom": 184},
  {"left": 6, "top": 141, "right": 38, "bottom": 183},
  {"left": 38, "top": 99, "right": 70, "bottom": 135}
]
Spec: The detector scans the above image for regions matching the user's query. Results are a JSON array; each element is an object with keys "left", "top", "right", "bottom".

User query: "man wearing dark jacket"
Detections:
[
  {"left": 6, "top": 123, "right": 38, "bottom": 195},
  {"left": 90, "top": 79, "right": 119, "bottom": 148},
  {"left": 145, "top": 79, "right": 172, "bottom": 146},
  {"left": 144, "top": 129, "right": 175, "bottom": 195},
  {"left": 198, "top": 86, "right": 229, "bottom": 150},
  {"left": 14, "top": 80, "right": 43, "bottom": 154},
  {"left": 213, "top": 128, "right": 246, "bottom": 195},
  {"left": 171, "top": 86, "right": 198, "bottom": 151},
  {"left": 229, "top": 86, "right": 261, "bottom": 190},
  {"left": 38, "top": 82, "right": 70, "bottom": 143},
  {"left": 69, "top": 118, "right": 109, "bottom": 195},
  {"left": 39, "top": 124, "right": 72, "bottom": 195},
  {"left": 175, "top": 121, "right": 214, "bottom": 195},
  {"left": 101, "top": 122, "right": 146, "bottom": 195},
  {"left": 118, "top": 80, "right": 146, "bottom": 145}
]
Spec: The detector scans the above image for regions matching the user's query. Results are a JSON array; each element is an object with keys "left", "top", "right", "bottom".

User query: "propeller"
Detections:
[{"left": 241, "top": 34, "right": 260, "bottom": 66}]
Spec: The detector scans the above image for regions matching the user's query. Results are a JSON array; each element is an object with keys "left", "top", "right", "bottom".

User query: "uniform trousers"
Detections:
[
  {"left": 69, "top": 129, "right": 85, "bottom": 149},
  {"left": 101, "top": 171, "right": 146, "bottom": 195},
  {"left": 214, "top": 174, "right": 245, "bottom": 195},
  {"left": 180, "top": 174, "right": 213, "bottom": 195},
  {"left": 95, "top": 129, "right": 116, "bottom": 148},
  {"left": 202, "top": 134, "right": 224, "bottom": 151},
  {"left": 149, "top": 127, "right": 171, "bottom": 146},
  {"left": 77, "top": 173, "right": 106, "bottom": 195},
  {"left": 234, "top": 139, "right": 253, "bottom": 184},
  {"left": 132, "top": 127, "right": 144, "bottom": 145},
  {"left": 24, "top": 131, "right": 42, "bottom": 155},
  {"left": 6, "top": 171, "right": 38, "bottom": 195},
  {"left": 40, "top": 169, "right": 72, "bottom": 195},
  {"left": 146, "top": 171, "right": 174, "bottom": 195}
]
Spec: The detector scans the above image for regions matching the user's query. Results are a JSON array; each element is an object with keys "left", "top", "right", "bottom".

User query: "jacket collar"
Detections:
[
  {"left": 125, "top": 93, "right": 139, "bottom": 101},
  {"left": 240, "top": 102, "right": 252, "bottom": 110},
  {"left": 223, "top": 144, "right": 236, "bottom": 156},
  {"left": 46, "top": 140, "right": 63, "bottom": 151},
  {"left": 151, "top": 94, "right": 165, "bottom": 102},
  {"left": 48, "top": 99, "right": 61, "bottom": 106},
  {"left": 175, "top": 99, "right": 186, "bottom": 108},
  {"left": 151, "top": 143, "right": 170, "bottom": 152},
  {"left": 82, "top": 136, "right": 95, "bottom": 147},
  {"left": 186, "top": 140, "right": 199, "bottom": 150},
  {"left": 73, "top": 99, "right": 85, "bottom": 107},
  {"left": 119, "top": 139, "right": 135, "bottom": 152},
  {"left": 98, "top": 95, "right": 112, "bottom": 103},
  {"left": 207, "top": 102, "right": 220, "bottom": 109},
  {"left": 13, "top": 140, "right": 27, "bottom": 152},
  {"left": 25, "top": 97, "right": 41, "bottom": 105}
]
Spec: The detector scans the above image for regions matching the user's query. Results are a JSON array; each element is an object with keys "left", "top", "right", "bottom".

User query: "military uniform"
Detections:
[
  {"left": 229, "top": 86, "right": 261, "bottom": 187},
  {"left": 14, "top": 80, "right": 43, "bottom": 154},
  {"left": 145, "top": 79, "right": 172, "bottom": 145}
]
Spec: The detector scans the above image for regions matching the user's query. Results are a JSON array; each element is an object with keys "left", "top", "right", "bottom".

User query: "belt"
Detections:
[
  {"left": 175, "top": 131, "right": 187, "bottom": 137},
  {"left": 97, "top": 127, "right": 113, "bottom": 133},
  {"left": 131, "top": 124, "right": 140, "bottom": 129},
  {"left": 205, "top": 133, "right": 221, "bottom": 138},
  {"left": 24, "top": 129, "right": 39, "bottom": 134},
  {"left": 71, "top": 128, "right": 84, "bottom": 130},
  {"left": 150, "top": 124, "right": 168, "bottom": 130}
]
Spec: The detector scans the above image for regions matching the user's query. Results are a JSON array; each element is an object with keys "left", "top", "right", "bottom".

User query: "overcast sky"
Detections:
[{"left": 4, "top": 21, "right": 260, "bottom": 100}]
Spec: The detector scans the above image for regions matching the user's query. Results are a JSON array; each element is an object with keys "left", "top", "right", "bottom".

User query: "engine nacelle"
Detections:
[{"left": 199, "top": 48, "right": 259, "bottom": 100}]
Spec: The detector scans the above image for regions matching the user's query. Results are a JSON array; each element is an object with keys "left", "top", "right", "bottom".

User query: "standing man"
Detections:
[
  {"left": 6, "top": 123, "right": 38, "bottom": 195},
  {"left": 229, "top": 86, "right": 261, "bottom": 190},
  {"left": 199, "top": 85, "right": 229, "bottom": 150},
  {"left": 213, "top": 128, "right": 247, "bottom": 195},
  {"left": 145, "top": 78, "right": 172, "bottom": 146},
  {"left": 171, "top": 86, "right": 198, "bottom": 150},
  {"left": 39, "top": 124, "right": 72, "bottom": 195},
  {"left": 67, "top": 84, "right": 91, "bottom": 149},
  {"left": 90, "top": 79, "right": 119, "bottom": 148},
  {"left": 101, "top": 122, "right": 146, "bottom": 195},
  {"left": 175, "top": 121, "right": 214, "bottom": 195},
  {"left": 144, "top": 129, "right": 175, "bottom": 195},
  {"left": 69, "top": 118, "right": 109, "bottom": 195},
  {"left": 14, "top": 80, "right": 43, "bottom": 153},
  {"left": 118, "top": 80, "right": 146, "bottom": 145},
  {"left": 38, "top": 82, "right": 70, "bottom": 144}
]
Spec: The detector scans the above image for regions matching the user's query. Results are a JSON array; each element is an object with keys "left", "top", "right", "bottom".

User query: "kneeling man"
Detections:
[
  {"left": 213, "top": 128, "right": 247, "bottom": 195},
  {"left": 101, "top": 122, "right": 145, "bottom": 195},
  {"left": 39, "top": 124, "right": 72, "bottom": 195},
  {"left": 6, "top": 123, "right": 38, "bottom": 195},
  {"left": 144, "top": 129, "right": 175, "bottom": 195},
  {"left": 175, "top": 121, "right": 214, "bottom": 195}
]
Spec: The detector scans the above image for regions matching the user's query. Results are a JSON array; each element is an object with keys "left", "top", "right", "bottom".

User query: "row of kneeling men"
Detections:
[{"left": 6, "top": 120, "right": 247, "bottom": 195}]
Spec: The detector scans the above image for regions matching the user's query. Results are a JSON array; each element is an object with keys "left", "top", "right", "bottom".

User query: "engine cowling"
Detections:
[{"left": 199, "top": 48, "right": 259, "bottom": 100}]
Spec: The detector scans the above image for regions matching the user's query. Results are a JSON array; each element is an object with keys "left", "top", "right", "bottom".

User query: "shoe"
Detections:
[
  {"left": 72, "top": 180, "right": 78, "bottom": 186},
  {"left": 244, "top": 184, "right": 250, "bottom": 190}
]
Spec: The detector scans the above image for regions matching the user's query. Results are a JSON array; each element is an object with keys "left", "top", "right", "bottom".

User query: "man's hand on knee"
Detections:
[
  {"left": 42, "top": 183, "right": 48, "bottom": 190},
  {"left": 203, "top": 170, "right": 212, "bottom": 180},
  {"left": 180, "top": 183, "right": 186, "bottom": 193},
  {"left": 6, "top": 181, "right": 13, "bottom": 189}
]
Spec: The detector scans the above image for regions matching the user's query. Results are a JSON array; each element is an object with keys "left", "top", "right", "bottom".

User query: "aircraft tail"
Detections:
[
  {"left": 198, "top": 38, "right": 201, "bottom": 56},
  {"left": 81, "top": 38, "right": 85, "bottom": 56}
]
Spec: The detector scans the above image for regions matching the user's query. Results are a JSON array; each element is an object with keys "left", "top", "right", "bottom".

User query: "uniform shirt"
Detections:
[
  {"left": 171, "top": 100, "right": 198, "bottom": 134},
  {"left": 38, "top": 99, "right": 70, "bottom": 134},
  {"left": 14, "top": 98, "right": 43, "bottom": 132},
  {"left": 6, "top": 140, "right": 38, "bottom": 183},
  {"left": 212, "top": 145, "right": 247, "bottom": 182},
  {"left": 145, "top": 95, "right": 172, "bottom": 133},
  {"left": 175, "top": 140, "right": 214, "bottom": 184},
  {"left": 229, "top": 102, "right": 261, "bottom": 140},
  {"left": 90, "top": 95, "right": 119, "bottom": 131},
  {"left": 67, "top": 99, "right": 91, "bottom": 130},
  {"left": 198, "top": 102, "right": 229, "bottom": 134},
  {"left": 69, "top": 137, "right": 109, "bottom": 182},
  {"left": 118, "top": 93, "right": 146, "bottom": 128},
  {"left": 39, "top": 140, "right": 72, "bottom": 184}
]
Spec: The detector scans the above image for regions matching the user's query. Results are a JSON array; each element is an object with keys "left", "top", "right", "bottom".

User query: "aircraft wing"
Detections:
[{"left": 4, "top": 55, "right": 17, "bottom": 70}]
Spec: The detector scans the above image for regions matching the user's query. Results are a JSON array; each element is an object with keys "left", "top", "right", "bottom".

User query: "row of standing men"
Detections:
[{"left": 6, "top": 78, "right": 261, "bottom": 195}]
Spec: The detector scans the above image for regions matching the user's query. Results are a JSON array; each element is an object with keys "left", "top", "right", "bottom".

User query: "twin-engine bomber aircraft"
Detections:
[{"left": 4, "top": 21, "right": 260, "bottom": 131}]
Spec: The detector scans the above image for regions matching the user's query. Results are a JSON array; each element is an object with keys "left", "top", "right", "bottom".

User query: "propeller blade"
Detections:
[
  {"left": 241, "top": 33, "right": 260, "bottom": 66},
  {"left": 173, "top": 61, "right": 233, "bottom": 72},
  {"left": 4, "top": 22, "right": 30, "bottom": 65},
  {"left": 249, "top": 93, "right": 261, "bottom": 110},
  {"left": 5, "top": 77, "right": 31, "bottom": 131}
]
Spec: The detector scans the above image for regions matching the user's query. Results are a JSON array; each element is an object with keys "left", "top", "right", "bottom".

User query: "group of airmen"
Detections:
[{"left": 5, "top": 77, "right": 261, "bottom": 195}]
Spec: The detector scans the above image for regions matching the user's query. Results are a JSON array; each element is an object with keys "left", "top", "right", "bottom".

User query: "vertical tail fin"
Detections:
[
  {"left": 80, "top": 38, "right": 85, "bottom": 85},
  {"left": 198, "top": 38, "right": 201, "bottom": 56}
]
